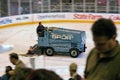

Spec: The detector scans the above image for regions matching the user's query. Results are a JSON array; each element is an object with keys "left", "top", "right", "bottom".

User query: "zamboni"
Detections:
[{"left": 36, "top": 27, "right": 86, "bottom": 58}]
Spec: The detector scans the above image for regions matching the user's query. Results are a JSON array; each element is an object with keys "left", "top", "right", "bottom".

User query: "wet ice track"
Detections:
[{"left": 0, "top": 22, "right": 120, "bottom": 79}]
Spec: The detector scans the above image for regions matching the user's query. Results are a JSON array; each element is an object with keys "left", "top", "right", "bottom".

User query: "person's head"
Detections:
[
  {"left": 91, "top": 18, "right": 117, "bottom": 53},
  {"left": 69, "top": 62, "right": 77, "bottom": 76},
  {"left": 39, "top": 22, "right": 42, "bottom": 25},
  {"left": 5, "top": 66, "right": 12, "bottom": 74},
  {"left": 9, "top": 52, "right": 19, "bottom": 65},
  {"left": 26, "top": 69, "right": 62, "bottom": 80}
]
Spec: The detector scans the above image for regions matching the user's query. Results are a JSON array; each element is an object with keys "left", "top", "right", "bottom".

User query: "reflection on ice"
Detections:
[{"left": 0, "top": 45, "right": 14, "bottom": 53}]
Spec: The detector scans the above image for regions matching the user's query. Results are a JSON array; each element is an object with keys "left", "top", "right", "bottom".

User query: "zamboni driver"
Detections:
[{"left": 36, "top": 22, "right": 45, "bottom": 37}]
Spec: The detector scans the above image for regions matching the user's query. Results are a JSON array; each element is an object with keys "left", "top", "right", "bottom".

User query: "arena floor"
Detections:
[{"left": 0, "top": 22, "right": 120, "bottom": 79}]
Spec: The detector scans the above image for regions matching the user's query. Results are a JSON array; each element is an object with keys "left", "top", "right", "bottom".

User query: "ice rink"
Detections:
[{"left": 0, "top": 22, "right": 120, "bottom": 79}]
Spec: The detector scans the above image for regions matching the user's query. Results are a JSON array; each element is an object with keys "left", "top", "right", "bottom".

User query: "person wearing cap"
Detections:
[
  {"left": 8, "top": 52, "right": 26, "bottom": 79},
  {"left": 69, "top": 62, "right": 82, "bottom": 80}
]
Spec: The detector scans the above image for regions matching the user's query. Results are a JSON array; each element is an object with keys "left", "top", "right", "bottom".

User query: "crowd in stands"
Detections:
[
  {"left": 0, "top": 52, "right": 81, "bottom": 80},
  {"left": 1, "top": 0, "right": 120, "bottom": 17}
]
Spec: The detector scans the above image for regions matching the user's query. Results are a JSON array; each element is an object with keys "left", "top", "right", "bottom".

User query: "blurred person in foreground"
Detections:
[
  {"left": 9, "top": 52, "right": 26, "bottom": 80},
  {"left": 11, "top": 67, "right": 33, "bottom": 80},
  {"left": 84, "top": 18, "right": 120, "bottom": 80},
  {"left": 26, "top": 69, "right": 63, "bottom": 80},
  {"left": 69, "top": 62, "right": 82, "bottom": 80},
  {"left": 1, "top": 66, "right": 12, "bottom": 80}
]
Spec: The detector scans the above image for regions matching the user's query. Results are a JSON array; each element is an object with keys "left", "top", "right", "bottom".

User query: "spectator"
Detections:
[
  {"left": 9, "top": 52, "right": 26, "bottom": 80},
  {"left": 26, "top": 69, "right": 63, "bottom": 80},
  {"left": 84, "top": 18, "right": 120, "bottom": 80},
  {"left": 69, "top": 63, "right": 82, "bottom": 80},
  {"left": 36, "top": 22, "right": 45, "bottom": 37},
  {"left": 11, "top": 67, "right": 33, "bottom": 80},
  {"left": 1, "top": 66, "right": 12, "bottom": 80}
]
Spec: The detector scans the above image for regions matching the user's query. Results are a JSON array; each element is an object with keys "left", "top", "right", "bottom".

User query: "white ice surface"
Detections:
[{"left": 0, "top": 22, "right": 120, "bottom": 80}]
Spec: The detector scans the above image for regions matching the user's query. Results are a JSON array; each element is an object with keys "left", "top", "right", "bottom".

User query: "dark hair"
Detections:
[
  {"left": 9, "top": 52, "right": 19, "bottom": 59},
  {"left": 6, "top": 66, "right": 12, "bottom": 70},
  {"left": 5, "top": 66, "right": 13, "bottom": 73},
  {"left": 91, "top": 18, "right": 117, "bottom": 39},
  {"left": 39, "top": 22, "right": 41, "bottom": 25},
  {"left": 26, "top": 69, "right": 63, "bottom": 80}
]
